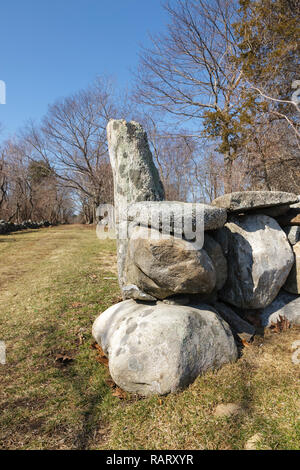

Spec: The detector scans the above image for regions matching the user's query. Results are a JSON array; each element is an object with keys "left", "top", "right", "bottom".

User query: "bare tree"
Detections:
[
  {"left": 25, "top": 77, "right": 116, "bottom": 223},
  {"left": 135, "top": 0, "right": 253, "bottom": 193},
  {"left": 0, "top": 138, "right": 74, "bottom": 224},
  {"left": 241, "top": 118, "right": 300, "bottom": 192}
]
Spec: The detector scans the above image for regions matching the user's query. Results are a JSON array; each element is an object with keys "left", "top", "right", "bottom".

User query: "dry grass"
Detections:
[{"left": 0, "top": 225, "right": 299, "bottom": 450}]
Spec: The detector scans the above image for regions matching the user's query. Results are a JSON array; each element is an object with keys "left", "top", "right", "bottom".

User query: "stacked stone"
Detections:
[
  {"left": 92, "top": 119, "right": 300, "bottom": 396},
  {"left": 211, "top": 192, "right": 300, "bottom": 328},
  {"left": 0, "top": 220, "right": 52, "bottom": 235}
]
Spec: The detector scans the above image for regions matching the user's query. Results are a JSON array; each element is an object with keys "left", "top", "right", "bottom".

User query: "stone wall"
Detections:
[
  {"left": 92, "top": 119, "right": 300, "bottom": 396},
  {"left": 0, "top": 220, "right": 52, "bottom": 235}
]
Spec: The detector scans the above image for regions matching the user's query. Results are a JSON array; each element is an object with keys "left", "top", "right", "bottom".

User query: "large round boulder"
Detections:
[{"left": 92, "top": 300, "right": 238, "bottom": 396}]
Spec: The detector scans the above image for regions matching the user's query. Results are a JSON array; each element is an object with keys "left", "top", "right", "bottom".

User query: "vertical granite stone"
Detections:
[{"left": 107, "top": 120, "right": 165, "bottom": 291}]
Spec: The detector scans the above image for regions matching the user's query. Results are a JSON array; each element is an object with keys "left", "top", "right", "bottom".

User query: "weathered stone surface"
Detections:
[
  {"left": 216, "top": 215, "right": 294, "bottom": 309},
  {"left": 284, "top": 226, "right": 300, "bottom": 245},
  {"left": 203, "top": 234, "right": 227, "bottom": 291},
  {"left": 213, "top": 301, "right": 255, "bottom": 342},
  {"left": 107, "top": 120, "right": 165, "bottom": 210},
  {"left": 125, "top": 226, "right": 216, "bottom": 299},
  {"left": 284, "top": 242, "right": 300, "bottom": 294},
  {"left": 123, "top": 201, "right": 227, "bottom": 235},
  {"left": 212, "top": 191, "right": 298, "bottom": 213},
  {"left": 92, "top": 300, "right": 238, "bottom": 396},
  {"left": 122, "top": 284, "right": 156, "bottom": 302},
  {"left": 107, "top": 120, "right": 165, "bottom": 289},
  {"left": 260, "top": 291, "right": 300, "bottom": 327},
  {"left": 214, "top": 403, "right": 245, "bottom": 418}
]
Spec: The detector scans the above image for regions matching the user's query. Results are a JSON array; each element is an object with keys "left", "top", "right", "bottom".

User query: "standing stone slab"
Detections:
[
  {"left": 216, "top": 215, "right": 294, "bottom": 309},
  {"left": 92, "top": 300, "right": 238, "bottom": 396},
  {"left": 107, "top": 120, "right": 165, "bottom": 290},
  {"left": 284, "top": 241, "right": 300, "bottom": 294},
  {"left": 212, "top": 191, "right": 298, "bottom": 213}
]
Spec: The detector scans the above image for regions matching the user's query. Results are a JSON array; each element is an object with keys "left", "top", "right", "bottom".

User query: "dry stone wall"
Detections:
[{"left": 92, "top": 119, "right": 300, "bottom": 396}]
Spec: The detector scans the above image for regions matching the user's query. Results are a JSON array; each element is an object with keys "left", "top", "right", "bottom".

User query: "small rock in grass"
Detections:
[{"left": 214, "top": 403, "right": 245, "bottom": 418}]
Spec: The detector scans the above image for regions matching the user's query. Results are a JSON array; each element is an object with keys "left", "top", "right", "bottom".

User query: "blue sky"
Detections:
[{"left": 0, "top": 0, "right": 168, "bottom": 141}]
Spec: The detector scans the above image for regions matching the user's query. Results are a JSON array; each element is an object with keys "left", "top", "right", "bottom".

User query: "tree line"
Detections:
[{"left": 0, "top": 0, "right": 299, "bottom": 225}]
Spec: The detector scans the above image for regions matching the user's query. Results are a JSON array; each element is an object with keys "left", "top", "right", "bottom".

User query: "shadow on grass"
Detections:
[{"left": 37, "top": 322, "right": 112, "bottom": 449}]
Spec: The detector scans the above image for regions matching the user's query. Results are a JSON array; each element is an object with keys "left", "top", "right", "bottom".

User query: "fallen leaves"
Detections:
[
  {"left": 54, "top": 353, "right": 73, "bottom": 366},
  {"left": 105, "top": 376, "right": 127, "bottom": 399},
  {"left": 270, "top": 315, "right": 291, "bottom": 333},
  {"left": 91, "top": 341, "right": 108, "bottom": 367},
  {"left": 91, "top": 342, "right": 128, "bottom": 399},
  {"left": 111, "top": 386, "right": 128, "bottom": 400}
]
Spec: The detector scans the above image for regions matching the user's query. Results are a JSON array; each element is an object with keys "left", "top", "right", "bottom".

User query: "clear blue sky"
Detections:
[{"left": 0, "top": 0, "right": 168, "bottom": 141}]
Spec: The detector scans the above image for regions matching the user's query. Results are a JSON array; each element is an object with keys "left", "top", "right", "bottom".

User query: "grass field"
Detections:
[{"left": 0, "top": 225, "right": 299, "bottom": 450}]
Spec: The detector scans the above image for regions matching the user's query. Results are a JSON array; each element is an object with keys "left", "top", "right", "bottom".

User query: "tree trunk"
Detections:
[{"left": 224, "top": 151, "right": 233, "bottom": 194}]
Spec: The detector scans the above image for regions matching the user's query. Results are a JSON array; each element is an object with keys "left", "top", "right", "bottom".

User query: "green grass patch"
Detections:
[{"left": 0, "top": 225, "right": 299, "bottom": 449}]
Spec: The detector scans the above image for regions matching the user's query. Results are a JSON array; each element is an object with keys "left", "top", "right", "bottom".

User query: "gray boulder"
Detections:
[
  {"left": 251, "top": 204, "right": 291, "bottom": 217},
  {"left": 216, "top": 215, "right": 294, "bottom": 309},
  {"left": 284, "top": 226, "right": 300, "bottom": 245},
  {"left": 122, "top": 284, "right": 157, "bottom": 302},
  {"left": 212, "top": 191, "right": 298, "bottom": 213},
  {"left": 107, "top": 120, "right": 165, "bottom": 289},
  {"left": 260, "top": 291, "right": 300, "bottom": 327},
  {"left": 92, "top": 300, "right": 238, "bottom": 396},
  {"left": 125, "top": 226, "right": 216, "bottom": 299},
  {"left": 212, "top": 301, "right": 255, "bottom": 342},
  {"left": 284, "top": 241, "right": 300, "bottom": 294}
]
